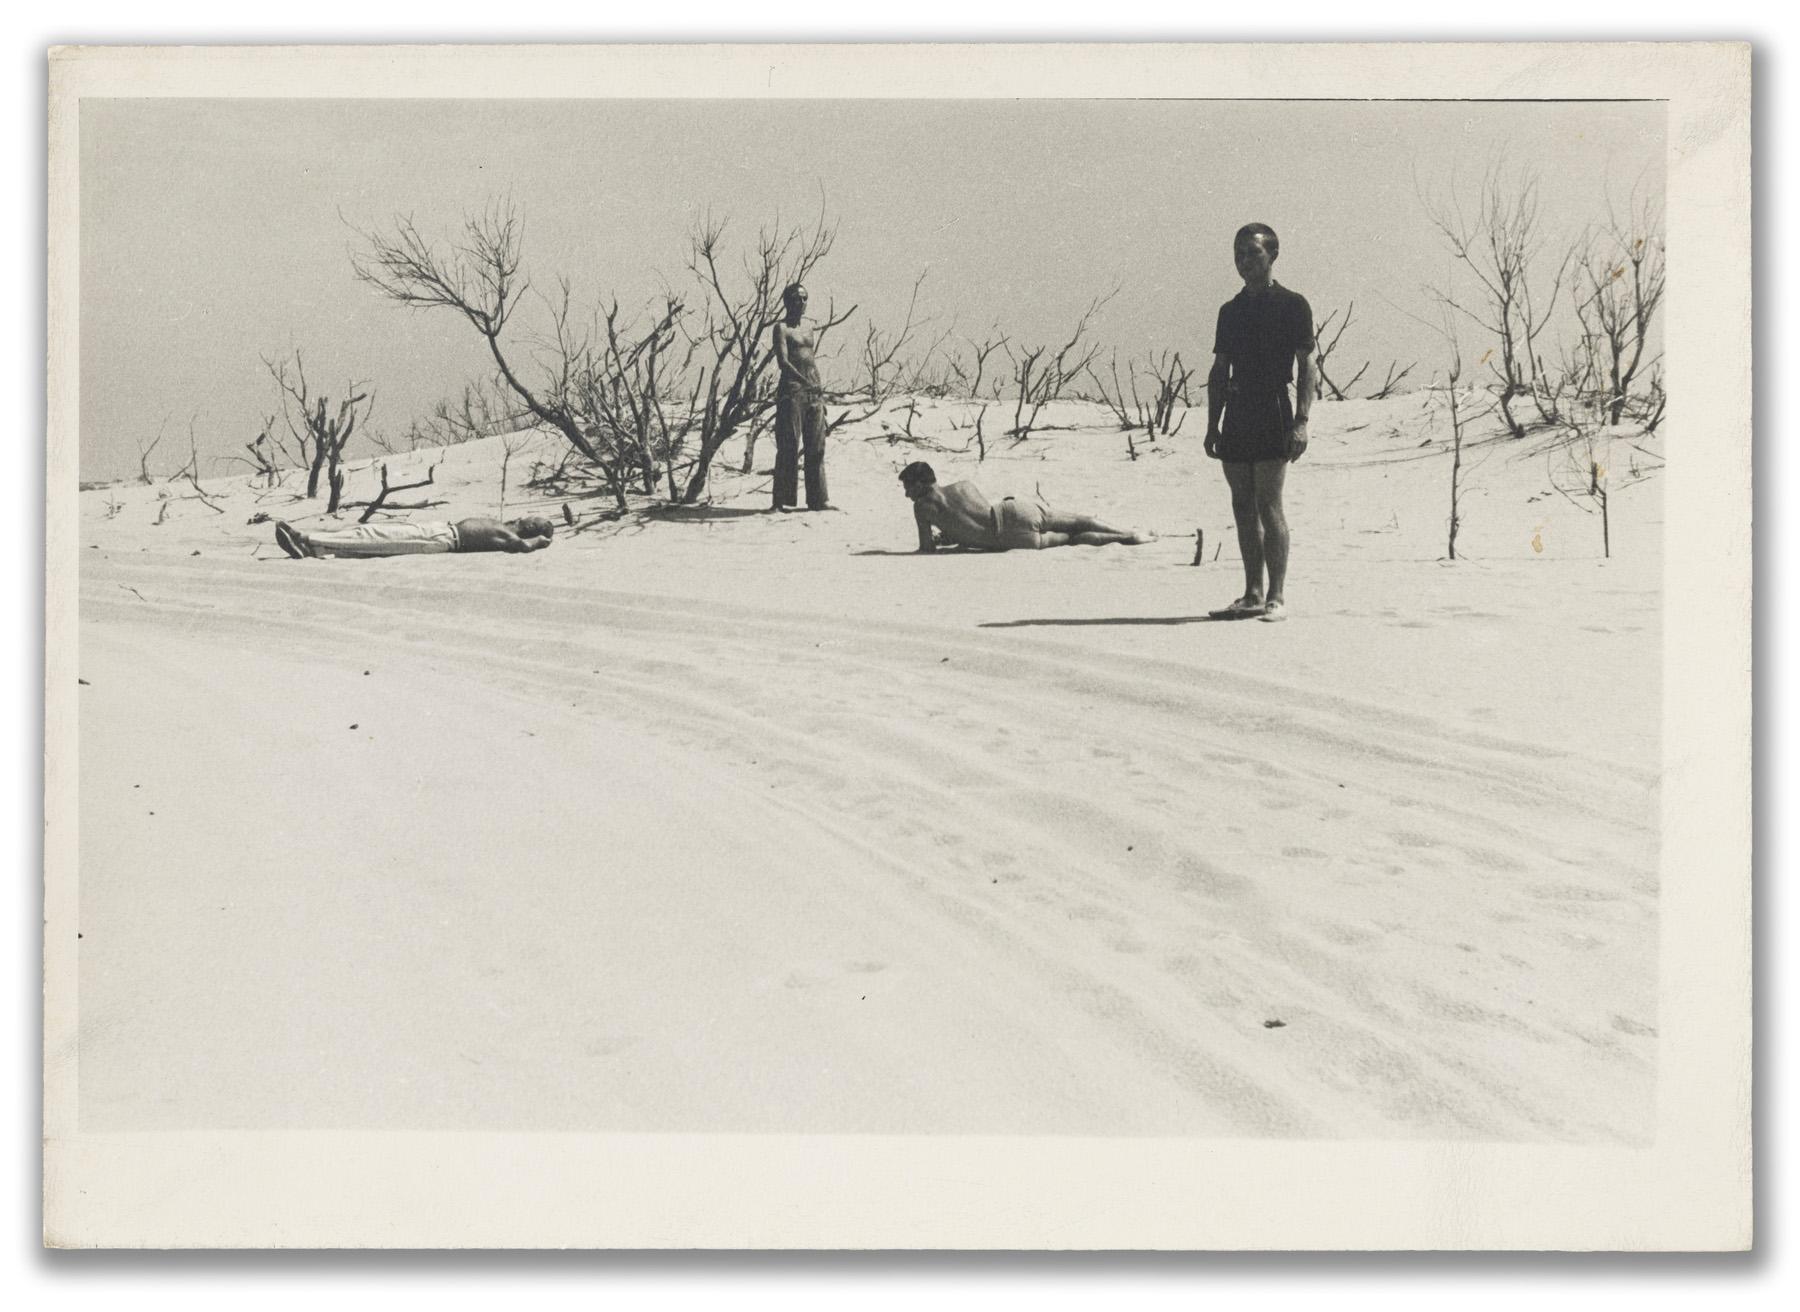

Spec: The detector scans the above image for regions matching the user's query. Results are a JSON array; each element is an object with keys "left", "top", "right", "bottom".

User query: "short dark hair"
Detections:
[
  {"left": 511, "top": 516, "right": 555, "bottom": 539},
  {"left": 782, "top": 282, "right": 807, "bottom": 302},
  {"left": 1234, "top": 223, "right": 1279, "bottom": 256},
  {"left": 898, "top": 461, "right": 937, "bottom": 488}
]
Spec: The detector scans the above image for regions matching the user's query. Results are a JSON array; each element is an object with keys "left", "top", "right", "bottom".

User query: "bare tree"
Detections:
[
  {"left": 947, "top": 329, "right": 1010, "bottom": 401},
  {"left": 263, "top": 350, "right": 374, "bottom": 513},
  {"left": 136, "top": 414, "right": 172, "bottom": 485},
  {"left": 674, "top": 206, "right": 853, "bottom": 503},
  {"left": 1443, "top": 345, "right": 1468, "bottom": 561},
  {"left": 1005, "top": 291, "right": 1115, "bottom": 442},
  {"left": 859, "top": 270, "right": 931, "bottom": 403},
  {"left": 1085, "top": 351, "right": 1139, "bottom": 432},
  {"left": 1640, "top": 363, "right": 1667, "bottom": 435},
  {"left": 221, "top": 423, "right": 284, "bottom": 488},
  {"left": 1312, "top": 304, "right": 1371, "bottom": 401},
  {"left": 584, "top": 293, "right": 700, "bottom": 500},
  {"left": 1571, "top": 191, "right": 1666, "bottom": 427},
  {"left": 1137, "top": 350, "right": 1194, "bottom": 439},
  {"left": 1422, "top": 162, "right": 1573, "bottom": 438},
  {"left": 1364, "top": 360, "right": 1417, "bottom": 401},
  {"left": 350, "top": 201, "right": 611, "bottom": 481},
  {"left": 1549, "top": 423, "right": 1614, "bottom": 559},
  {"left": 352, "top": 198, "right": 855, "bottom": 509}
]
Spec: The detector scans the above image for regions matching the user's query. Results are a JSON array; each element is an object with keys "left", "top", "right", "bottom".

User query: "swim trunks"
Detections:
[{"left": 991, "top": 496, "right": 1050, "bottom": 550}]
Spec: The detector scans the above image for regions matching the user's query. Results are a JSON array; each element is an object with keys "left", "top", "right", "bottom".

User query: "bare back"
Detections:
[
  {"left": 916, "top": 480, "right": 997, "bottom": 550},
  {"left": 453, "top": 517, "right": 553, "bottom": 553}
]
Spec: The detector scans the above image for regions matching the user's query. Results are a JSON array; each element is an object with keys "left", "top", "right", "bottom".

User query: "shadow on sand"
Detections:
[
  {"left": 979, "top": 615, "right": 1230, "bottom": 628},
  {"left": 641, "top": 505, "right": 773, "bottom": 523}
]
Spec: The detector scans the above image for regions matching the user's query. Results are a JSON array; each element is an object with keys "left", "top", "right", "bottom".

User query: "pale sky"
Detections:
[{"left": 78, "top": 98, "right": 1664, "bottom": 481}]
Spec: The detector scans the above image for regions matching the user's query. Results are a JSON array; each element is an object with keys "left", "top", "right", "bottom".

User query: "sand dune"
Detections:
[{"left": 73, "top": 395, "right": 1661, "bottom": 1140}]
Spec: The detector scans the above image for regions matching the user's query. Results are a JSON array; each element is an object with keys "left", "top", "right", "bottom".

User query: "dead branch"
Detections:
[
  {"left": 1006, "top": 290, "right": 1116, "bottom": 442},
  {"left": 343, "top": 461, "right": 439, "bottom": 523}
]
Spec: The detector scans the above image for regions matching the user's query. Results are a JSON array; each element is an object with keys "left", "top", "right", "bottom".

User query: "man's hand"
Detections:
[
  {"left": 1204, "top": 429, "right": 1221, "bottom": 460},
  {"left": 1287, "top": 417, "right": 1310, "bottom": 463}
]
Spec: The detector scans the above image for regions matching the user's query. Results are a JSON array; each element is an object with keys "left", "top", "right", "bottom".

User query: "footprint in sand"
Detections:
[
  {"left": 1391, "top": 831, "right": 1439, "bottom": 849},
  {"left": 1531, "top": 882, "right": 1619, "bottom": 903},
  {"left": 1462, "top": 846, "right": 1526, "bottom": 872},
  {"left": 1175, "top": 855, "right": 1253, "bottom": 900},
  {"left": 783, "top": 960, "right": 891, "bottom": 993},
  {"left": 1610, "top": 1014, "right": 1656, "bottom": 1037},
  {"left": 1282, "top": 846, "right": 1329, "bottom": 860},
  {"left": 1068, "top": 902, "right": 1127, "bottom": 926}
]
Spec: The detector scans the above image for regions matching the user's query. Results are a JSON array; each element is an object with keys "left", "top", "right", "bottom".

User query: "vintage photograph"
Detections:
[{"left": 44, "top": 44, "right": 1751, "bottom": 1249}]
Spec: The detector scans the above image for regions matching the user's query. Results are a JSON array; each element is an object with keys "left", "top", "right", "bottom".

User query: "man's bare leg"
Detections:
[
  {"left": 1222, "top": 461, "right": 1265, "bottom": 604},
  {"left": 1038, "top": 509, "right": 1154, "bottom": 546},
  {"left": 1252, "top": 458, "right": 1290, "bottom": 606}
]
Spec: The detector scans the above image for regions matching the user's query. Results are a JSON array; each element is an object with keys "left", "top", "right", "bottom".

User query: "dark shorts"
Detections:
[{"left": 1218, "top": 386, "right": 1293, "bottom": 463}]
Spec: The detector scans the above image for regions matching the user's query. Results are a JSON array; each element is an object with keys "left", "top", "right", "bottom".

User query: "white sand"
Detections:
[{"left": 74, "top": 395, "right": 1661, "bottom": 1139}]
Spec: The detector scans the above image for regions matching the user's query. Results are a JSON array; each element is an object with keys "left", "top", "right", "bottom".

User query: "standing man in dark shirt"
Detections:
[
  {"left": 1204, "top": 223, "right": 1316, "bottom": 622},
  {"left": 770, "top": 282, "right": 832, "bottom": 512}
]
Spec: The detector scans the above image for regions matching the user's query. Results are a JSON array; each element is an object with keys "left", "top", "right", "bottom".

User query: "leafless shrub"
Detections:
[
  {"left": 1086, "top": 351, "right": 1139, "bottom": 432},
  {"left": 1548, "top": 419, "right": 1615, "bottom": 559},
  {"left": 136, "top": 414, "right": 171, "bottom": 485},
  {"left": 1422, "top": 162, "right": 1573, "bottom": 436},
  {"left": 1313, "top": 305, "right": 1372, "bottom": 401},
  {"left": 1137, "top": 350, "right": 1193, "bottom": 438},
  {"left": 947, "top": 330, "right": 1010, "bottom": 401},
  {"left": 162, "top": 417, "right": 226, "bottom": 517},
  {"left": 1005, "top": 291, "right": 1115, "bottom": 442},
  {"left": 262, "top": 349, "right": 374, "bottom": 513},
  {"left": 1570, "top": 191, "right": 1666, "bottom": 427},
  {"left": 1364, "top": 360, "right": 1417, "bottom": 401},
  {"left": 859, "top": 270, "right": 932, "bottom": 403}
]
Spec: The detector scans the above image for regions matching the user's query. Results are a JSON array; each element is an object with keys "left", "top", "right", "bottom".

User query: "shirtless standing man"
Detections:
[
  {"left": 771, "top": 282, "right": 831, "bottom": 512},
  {"left": 1204, "top": 223, "right": 1316, "bottom": 622},
  {"left": 899, "top": 462, "right": 1151, "bottom": 551}
]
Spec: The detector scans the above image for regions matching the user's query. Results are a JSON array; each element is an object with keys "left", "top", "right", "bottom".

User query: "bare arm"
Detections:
[
  {"left": 1205, "top": 353, "right": 1229, "bottom": 458},
  {"left": 1290, "top": 345, "right": 1315, "bottom": 461},
  {"left": 913, "top": 500, "right": 937, "bottom": 553},
  {"left": 497, "top": 528, "right": 552, "bottom": 553}
]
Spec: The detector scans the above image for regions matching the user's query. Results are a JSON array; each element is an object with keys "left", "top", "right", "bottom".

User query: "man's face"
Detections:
[
  {"left": 1234, "top": 233, "right": 1276, "bottom": 282},
  {"left": 901, "top": 479, "right": 928, "bottom": 501},
  {"left": 784, "top": 287, "right": 808, "bottom": 317}
]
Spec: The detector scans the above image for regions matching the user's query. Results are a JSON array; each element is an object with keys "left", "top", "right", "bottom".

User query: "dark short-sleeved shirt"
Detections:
[
  {"left": 1213, "top": 282, "right": 1313, "bottom": 393},
  {"left": 1213, "top": 282, "right": 1313, "bottom": 452}
]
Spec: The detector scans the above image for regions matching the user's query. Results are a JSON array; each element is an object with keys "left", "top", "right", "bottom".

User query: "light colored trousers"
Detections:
[{"left": 304, "top": 521, "right": 459, "bottom": 558}]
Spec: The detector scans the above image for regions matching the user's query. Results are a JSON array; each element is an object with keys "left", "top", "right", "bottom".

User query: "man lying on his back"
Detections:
[
  {"left": 273, "top": 516, "right": 554, "bottom": 560},
  {"left": 899, "top": 461, "right": 1152, "bottom": 552}
]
